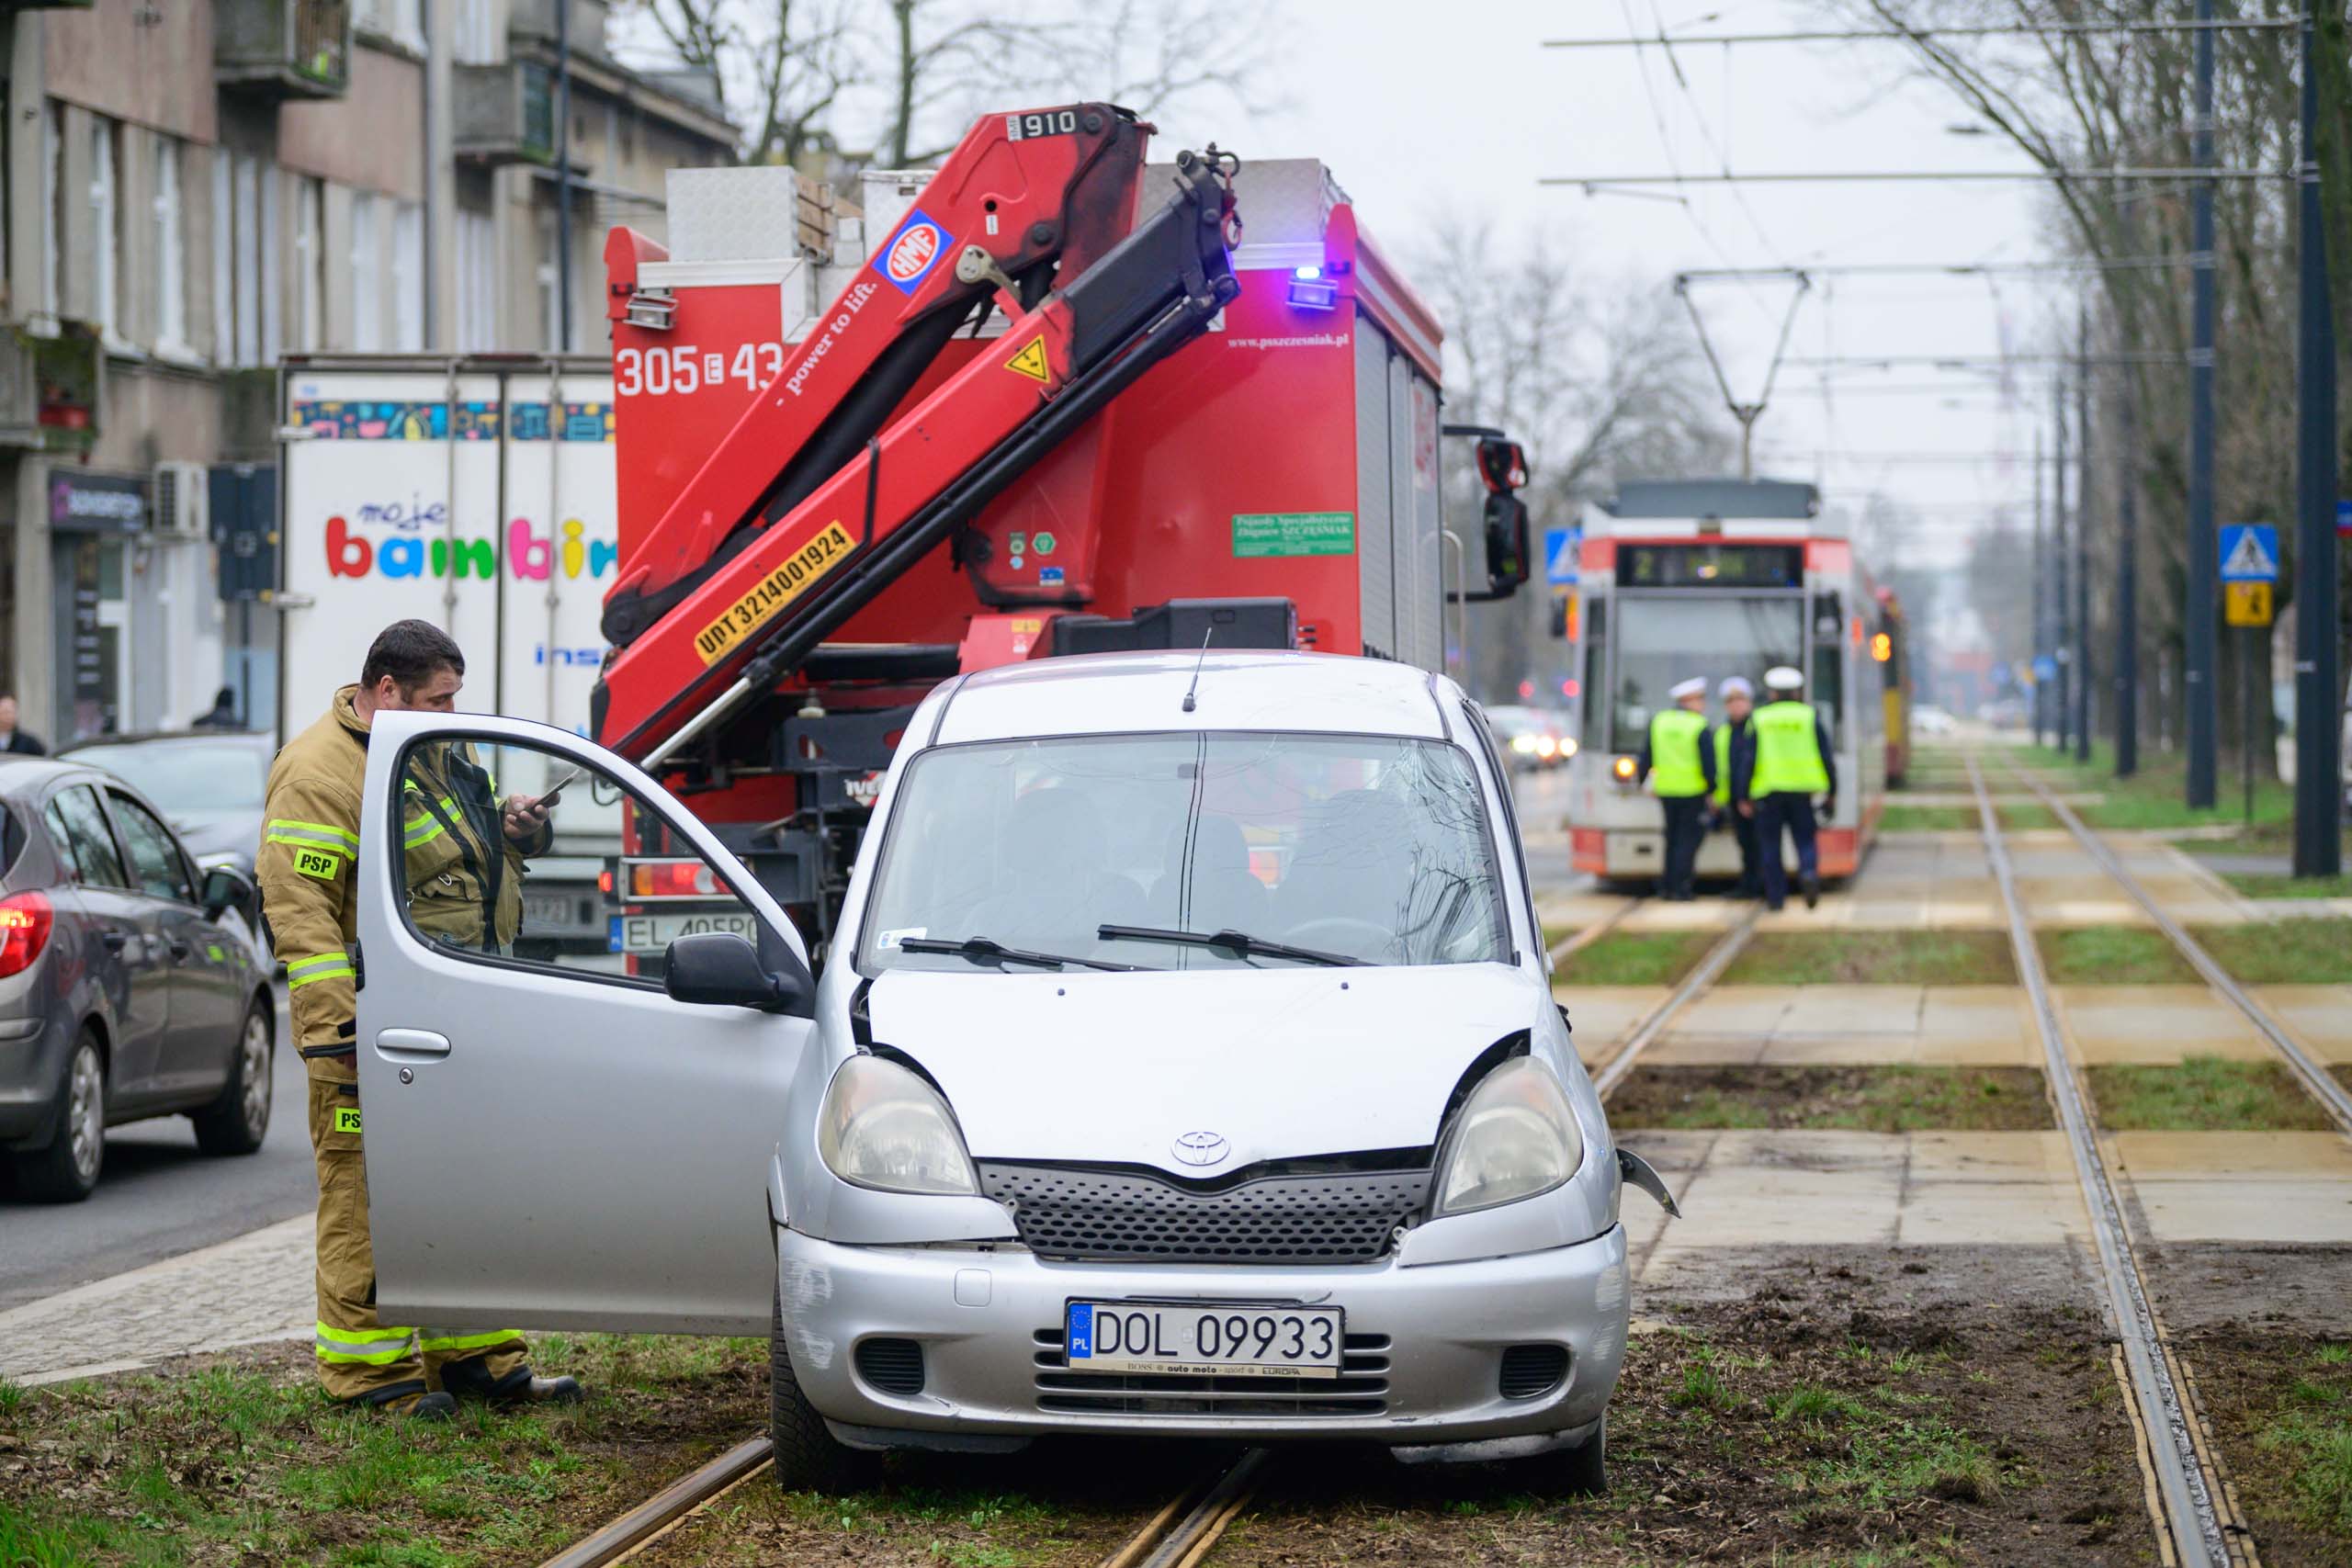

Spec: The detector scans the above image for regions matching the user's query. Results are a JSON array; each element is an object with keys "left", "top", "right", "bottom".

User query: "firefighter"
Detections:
[
  {"left": 259, "top": 619, "right": 582, "bottom": 1419},
  {"left": 1735, "top": 664, "right": 1838, "bottom": 912},
  {"left": 1712, "top": 676, "right": 1762, "bottom": 900},
  {"left": 1637, "top": 677, "right": 1715, "bottom": 901}
]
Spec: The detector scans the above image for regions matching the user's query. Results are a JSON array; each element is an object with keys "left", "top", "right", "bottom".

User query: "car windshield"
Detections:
[
  {"left": 65, "top": 740, "right": 266, "bottom": 813},
  {"left": 859, "top": 731, "right": 1511, "bottom": 973},
  {"left": 1609, "top": 596, "right": 1803, "bottom": 750}
]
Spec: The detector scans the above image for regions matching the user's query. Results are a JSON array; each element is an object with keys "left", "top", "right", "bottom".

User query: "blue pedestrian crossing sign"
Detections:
[
  {"left": 2219, "top": 524, "right": 2278, "bottom": 582},
  {"left": 1544, "top": 527, "right": 1580, "bottom": 586}
]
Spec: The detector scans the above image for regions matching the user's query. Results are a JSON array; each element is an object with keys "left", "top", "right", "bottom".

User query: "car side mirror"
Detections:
[
  {"left": 201, "top": 864, "right": 255, "bottom": 921},
  {"left": 664, "top": 931, "right": 812, "bottom": 1014},
  {"left": 1483, "top": 491, "right": 1531, "bottom": 595}
]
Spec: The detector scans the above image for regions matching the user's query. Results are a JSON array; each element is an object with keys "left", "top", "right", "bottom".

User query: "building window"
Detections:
[
  {"left": 350, "top": 192, "right": 380, "bottom": 352},
  {"left": 392, "top": 201, "right": 424, "bottom": 351},
  {"left": 233, "top": 154, "right": 262, "bottom": 364},
  {"left": 356, "top": 0, "right": 426, "bottom": 51},
  {"left": 456, "top": 206, "right": 494, "bottom": 351},
  {"left": 153, "top": 135, "right": 187, "bottom": 352},
  {"left": 90, "top": 118, "right": 119, "bottom": 338},
  {"left": 455, "top": 0, "right": 496, "bottom": 65},
  {"left": 295, "top": 176, "right": 324, "bottom": 352}
]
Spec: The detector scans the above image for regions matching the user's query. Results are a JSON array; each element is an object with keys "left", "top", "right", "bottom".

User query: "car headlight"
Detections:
[
  {"left": 818, "top": 1055, "right": 978, "bottom": 1196},
  {"left": 1431, "top": 1057, "right": 1584, "bottom": 1216}
]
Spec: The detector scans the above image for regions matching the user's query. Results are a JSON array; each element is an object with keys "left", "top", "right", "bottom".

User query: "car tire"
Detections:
[
  {"left": 1554, "top": 1413, "right": 1607, "bottom": 1496},
  {"left": 192, "top": 997, "right": 273, "bottom": 1156},
  {"left": 15, "top": 1031, "right": 107, "bottom": 1203},
  {"left": 769, "top": 1283, "right": 881, "bottom": 1495}
]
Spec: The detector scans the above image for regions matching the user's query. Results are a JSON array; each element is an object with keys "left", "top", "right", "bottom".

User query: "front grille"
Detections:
[
  {"left": 1032, "top": 1327, "right": 1391, "bottom": 1416},
  {"left": 1498, "top": 1344, "right": 1567, "bottom": 1400},
  {"left": 978, "top": 1163, "right": 1430, "bottom": 1265},
  {"left": 854, "top": 1337, "right": 925, "bottom": 1395}
]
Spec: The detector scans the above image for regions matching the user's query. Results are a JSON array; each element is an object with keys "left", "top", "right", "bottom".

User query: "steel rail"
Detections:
[
  {"left": 1547, "top": 893, "right": 1646, "bottom": 967},
  {"left": 2001, "top": 759, "right": 2352, "bottom": 1135},
  {"left": 1589, "top": 908, "right": 1761, "bottom": 1100},
  {"left": 1965, "top": 755, "right": 2227, "bottom": 1568},
  {"left": 534, "top": 1436, "right": 773, "bottom": 1568},
  {"left": 1102, "top": 1448, "right": 1270, "bottom": 1568}
]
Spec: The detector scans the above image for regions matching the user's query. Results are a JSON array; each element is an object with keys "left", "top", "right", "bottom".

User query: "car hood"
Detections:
[
  {"left": 864, "top": 962, "right": 1538, "bottom": 1173},
  {"left": 169, "top": 810, "right": 260, "bottom": 862}
]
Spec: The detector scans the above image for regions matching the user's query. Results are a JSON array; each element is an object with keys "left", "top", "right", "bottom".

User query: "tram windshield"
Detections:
[{"left": 1608, "top": 597, "right": 1804, "bottom": 750}]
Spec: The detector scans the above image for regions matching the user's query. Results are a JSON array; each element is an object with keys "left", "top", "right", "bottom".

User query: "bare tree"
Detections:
[{"left": 615, "top": 0, "right": 856, "bottom": 165}]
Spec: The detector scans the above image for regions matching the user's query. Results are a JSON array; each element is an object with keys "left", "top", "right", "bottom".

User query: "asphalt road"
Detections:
[{"left": 0, "top": 988, "right": 317, "bottom": 1312}]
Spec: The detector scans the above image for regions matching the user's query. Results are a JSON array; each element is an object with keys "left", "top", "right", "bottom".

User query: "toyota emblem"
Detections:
[{"left": 1171, "top": 1131, "right": 1230, "bottom": 1167}]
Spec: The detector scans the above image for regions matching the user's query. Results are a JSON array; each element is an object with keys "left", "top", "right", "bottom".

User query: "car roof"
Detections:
[
  {"left": 931, "top": 650, "right": 1454, "bottom": 746},
  {"left": 58, "top": 728, "right": 273, "bottom": 750},
  {"left": 0, "top": 755, "right": 135, "bottom": 797}
]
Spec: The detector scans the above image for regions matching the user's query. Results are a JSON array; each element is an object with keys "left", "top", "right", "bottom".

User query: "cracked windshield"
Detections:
[{"left": 859, "top": 732, "right": 1510, "bottom": 971}]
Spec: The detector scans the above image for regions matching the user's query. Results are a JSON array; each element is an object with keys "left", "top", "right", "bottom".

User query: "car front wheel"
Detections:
[
  {"left": 192, "top": 997, "right": 272, "bottom": 1156},
  {"left": 769, "top": 1282, "right": 881, "bottom": 1495},
  {"left": 1552, "top": 1413, "right": 1607, "bottom": 1496},
  {"left": 16, "top": 1031, "right": 106, "bottom": 1202}
]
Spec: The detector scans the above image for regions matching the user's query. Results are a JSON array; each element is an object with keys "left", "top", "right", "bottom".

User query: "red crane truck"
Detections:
[{"left": 593, "top": 105, "right": 1531, "bottom": 950}]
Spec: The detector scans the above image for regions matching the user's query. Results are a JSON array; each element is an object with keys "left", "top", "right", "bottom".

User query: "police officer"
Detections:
[
  {"left": 258, "top": 619, "right": 583, "bottom": 1419},
  {"left": 1711, "top": 677, "right": 1762, "bottom": 899},
  {"left": 1638, "top": 677, "right": 1716, "bottom": 901},
  {"left": 1733, "top": 664, "right": 1837, "bottom": 911}
]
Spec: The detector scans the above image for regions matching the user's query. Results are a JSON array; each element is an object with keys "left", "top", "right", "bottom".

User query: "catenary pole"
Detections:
[
  {"left": 2034, "top": 430, "right": 2050, "bottom": 744},
  {"left": 555, "top": 0, "right": 574, "bottom": 351},
  {"left": 2188, "top": 0, "right": 2220, "bottom": 807},
  {"left": 2118, "top": 378, "right": 2141, "bottom": 778},
  {"left": 2294, "top": 0, "right": 2343, "bottom": 875},
  {"left": 2077, "top": 306, "right": 2094, "bottom": 762},
  {"left": 2055, "top": 370, "right": 2073, "bottom": 753}
]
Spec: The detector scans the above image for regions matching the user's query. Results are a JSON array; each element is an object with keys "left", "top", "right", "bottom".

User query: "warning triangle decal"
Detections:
[
  {"left": 1004, "top": 338, "right": 1049, "bottom": 383},
  {"left": 2222, "top": 530, "right": 2277, "bottom": 578}
]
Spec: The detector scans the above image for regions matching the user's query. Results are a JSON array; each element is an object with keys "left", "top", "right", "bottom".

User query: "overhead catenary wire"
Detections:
[{"left": 1544, "top": 19, "right": 2294, "bottom": 49}]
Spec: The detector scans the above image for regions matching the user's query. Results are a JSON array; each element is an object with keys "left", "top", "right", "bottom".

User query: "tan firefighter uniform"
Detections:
[{"left": 259, "top": 684, "right": 548, "bottom": 1405}]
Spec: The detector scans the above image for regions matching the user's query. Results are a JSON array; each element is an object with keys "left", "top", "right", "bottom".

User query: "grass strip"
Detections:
[
  {"left": 2037, "top": 924, "right": 2199, "bottom": 985},
  {"left": 1555, "top": 928, "right": 1717, "bottom": 987},
  {"left": 2192, "top": 918, "right": 2352, "bottom": 984},
  {"left": 2015, "top": 741, "right": 2298, "bottom": 832},
  {"left": 1995, "top": 801, "right": 2060, "bottom": 832},
  {"left": 2086, "top": 1055, "right": 2338, "bottom": 1131},
  {"left": 2221, "top": 872, "right": 2352, "bottom": 900},
  {"left": 1881, "top": 804, "right": 1979, "bottom": 832},
  {"left": 1607, "top": 1066, "right": 2053, "bottom": 1133},
  {"left": 1722, "top": 930, "right": 2017, "bottom": 986}
]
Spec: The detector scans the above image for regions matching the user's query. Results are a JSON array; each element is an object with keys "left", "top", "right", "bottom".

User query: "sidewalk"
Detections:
[{"left": 0, "top": 1213, "right": 313, "bottom": 1386}]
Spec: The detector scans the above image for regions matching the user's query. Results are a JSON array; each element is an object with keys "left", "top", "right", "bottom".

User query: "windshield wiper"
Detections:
[
  {"left": 1097, "top": 923, "right": 1365, "bottom": 967},
  {"left": 895, "top": 936, "right": 1148, "bottom": 973}
]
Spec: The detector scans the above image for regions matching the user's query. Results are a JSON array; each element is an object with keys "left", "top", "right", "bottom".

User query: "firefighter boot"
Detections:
[
  {"left": 371, "top": 1390, "right": 458, "bottom": 1420},
  {"left": 439, "top": 1356, "right": 585, "bottom": 1406}
]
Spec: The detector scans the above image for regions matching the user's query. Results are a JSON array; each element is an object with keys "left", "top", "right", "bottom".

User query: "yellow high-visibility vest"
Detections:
[
  {"left": 1646, "top": 708, "right": 1710, "bottom": 798},
  {"left": 1751, "top": 700, "right": 1830, "bottom": 795}
]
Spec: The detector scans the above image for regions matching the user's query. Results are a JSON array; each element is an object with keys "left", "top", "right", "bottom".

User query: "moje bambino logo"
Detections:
[
  {"left": 876, "top": 209, "right": 953, "bottom": 295},
  {"left": 323, "top": 514, "right": 618, "bottom": 582}
]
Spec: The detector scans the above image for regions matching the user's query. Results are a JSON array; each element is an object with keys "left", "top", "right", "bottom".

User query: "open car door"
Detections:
[{"left": 355, "top": 711, "right": 814, "bottom": 1335}]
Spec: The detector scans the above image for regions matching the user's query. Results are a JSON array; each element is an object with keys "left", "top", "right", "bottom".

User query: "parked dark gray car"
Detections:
[
  {"left": 57, "top": 730, "right": 274, "bottom": 879},
  {"left": 0, "top": 758, "right": 275, "bottom": 1202}
]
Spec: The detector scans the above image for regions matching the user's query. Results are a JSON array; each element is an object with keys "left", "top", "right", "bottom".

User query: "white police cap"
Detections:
[
  {"left": 1668, "top": 677, "right": 1708, "bottom": 700},
  {"left": 1718, "top": 676, "right": 1754, "bottom": 699},
  {"left": 1764, "top": 665, "right": 1804, "bottom": 693}
]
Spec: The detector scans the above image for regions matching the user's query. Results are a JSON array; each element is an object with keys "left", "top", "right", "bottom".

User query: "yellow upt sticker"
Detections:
[
  {"left": 334, "top": 1107, "right": 362, "bottom": 1136},
  {"left": 293, "top": 848, "right": 342, "bottom": 881},
  {"left": 694, "top": 521, "right": 856, "bottom": 666}
]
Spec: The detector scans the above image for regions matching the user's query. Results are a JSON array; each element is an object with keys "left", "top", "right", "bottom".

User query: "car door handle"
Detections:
[
  {"left": 375, "top": 1028, "right": 453, "bottom": 1062},
  {"left": 101, "top": 931, "right": 129, "bottom": 953}
]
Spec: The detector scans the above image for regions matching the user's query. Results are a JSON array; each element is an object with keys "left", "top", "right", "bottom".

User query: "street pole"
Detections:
[
  {"left": 2117, "top": 379, "right": 2140, "bottom": 777},
  {"left": 554, "top": 0, "right": 575, "bottom": 352},
  {"left": 2055, "top": 371, "right": 2073, "bottom": 754},
  {"left": 2294, "top": 0, "right": 2343, "bottom": 874},
  {"left": 2188, "top": 0, "right": 2220, "bottom": 807},
  {"left": 2033, "top": 429, "right": 2049, "bottom": 744},
  {"left": 2076, "top": 306, "right": 2094, "bottom": 762}
]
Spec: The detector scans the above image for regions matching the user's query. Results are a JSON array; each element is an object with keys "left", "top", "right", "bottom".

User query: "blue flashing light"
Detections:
[{"left": 1287, "top": 276, "right": 1340, "bottom": 311}]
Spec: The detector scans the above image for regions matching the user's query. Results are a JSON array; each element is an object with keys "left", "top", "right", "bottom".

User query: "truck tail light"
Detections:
[
  {"left": 0, "top": 891, "right": 54, "bottom": 978},
  {"left": 626, "top": 859, "right": 722, "bottom": 899}
]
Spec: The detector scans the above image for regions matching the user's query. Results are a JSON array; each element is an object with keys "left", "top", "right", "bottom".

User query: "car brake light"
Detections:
[
  {"left": 0, "top": 891, "right": 54, "bottom": 979},
  {"left": 628, "top": 859, "right": 720, "bottom": 898}
]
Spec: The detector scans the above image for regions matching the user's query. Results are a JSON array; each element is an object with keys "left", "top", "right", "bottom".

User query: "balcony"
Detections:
[
  {"left": 509, "top": 0, "right": 611, "bottom": 62},
  {"left": 0, "top": 323, "right": 105, "bottom": 454},
  {"left": 454, "top": 58, "right": 560, "bottom": 166},
  {"left": 216, "top": 0, "right": 352, "bottom": 100}
]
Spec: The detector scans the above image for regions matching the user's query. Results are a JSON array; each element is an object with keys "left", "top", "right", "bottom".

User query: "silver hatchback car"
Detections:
[
  {"left": 0, "top": 759, "right": 275, "bottom": 1201},
  {"left": 349, "top": 654, "right": 1673, "bottom": 1491}
]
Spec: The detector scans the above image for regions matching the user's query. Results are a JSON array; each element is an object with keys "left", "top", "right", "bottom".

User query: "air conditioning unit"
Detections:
[{"left": 154, "top": 459, "right": 211, "bottom": 541}]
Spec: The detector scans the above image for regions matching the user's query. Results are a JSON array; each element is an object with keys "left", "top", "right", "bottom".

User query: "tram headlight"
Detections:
[{"left": 1611, "top": 756, "right": 1637, "bottom": 784}]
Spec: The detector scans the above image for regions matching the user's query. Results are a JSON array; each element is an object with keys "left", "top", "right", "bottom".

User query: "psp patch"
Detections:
[
  {"left": 334, "top": 1107, "right": 362, "bottom": 1136},
  {"left": 293, "top": 848, "right": 342, "bottom": 881},
  {"left": 874, "top": 208, "right": 953, "bottom": 296}
]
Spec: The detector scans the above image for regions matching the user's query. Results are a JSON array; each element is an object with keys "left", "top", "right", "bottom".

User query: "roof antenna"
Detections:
[{"left": 1181, "top": 627, "right": 1214, "bottom": 713}]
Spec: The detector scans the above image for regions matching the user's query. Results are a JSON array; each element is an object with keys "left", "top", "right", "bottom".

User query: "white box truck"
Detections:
[{"left": 276, "top": 355, "right": 621, "bottom": 955}]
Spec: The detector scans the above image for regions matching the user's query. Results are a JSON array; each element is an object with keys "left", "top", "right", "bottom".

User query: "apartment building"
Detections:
[{"left": 0, "top": 0, "right": 733, "bottom": 742}]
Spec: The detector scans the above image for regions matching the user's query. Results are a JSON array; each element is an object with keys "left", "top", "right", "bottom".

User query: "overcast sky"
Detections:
[{"left": 1215, "top": 0, "right": 2083, "bottom": 574}]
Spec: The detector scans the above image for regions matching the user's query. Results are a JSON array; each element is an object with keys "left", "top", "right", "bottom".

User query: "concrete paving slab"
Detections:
[
  {"left": 1649, "top": 985, "right": 2038, "bottom": 1066},
  {"left": 2107, "top": 1130, "right": 2352, "bottom": 1179},
  {"left": 2054, "top": 987, "right": 2275, "bottom": 1063},
  {"left": 1617, "top": 900, "right": 1742, "bottom": 932},
  {"left": 2126, "top": 1182, "right": 2352, "bottom": 1245},
  {"left": 2247, "top": 985, "right": 2352, "bottom": 1065},
  {"left": 1555, "top": 985, "right": 1669, "bottom": 1061}
]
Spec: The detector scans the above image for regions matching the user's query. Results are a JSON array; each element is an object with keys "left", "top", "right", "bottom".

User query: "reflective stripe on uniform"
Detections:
[
  {"left": 315, "top": 1322, "right": 418, "bottom": 1364},
  {"left": 418, "top": 1328, "right": 522, "bottom": 1353},
  {"left": 286, "top": 952, "right": 356, "bottom": 988},
  {"left": 266, "top": 818, "right": 359, "bottom": 851},
  {"left": 402, "top": 781, "right": 461, "bottom": 849}
]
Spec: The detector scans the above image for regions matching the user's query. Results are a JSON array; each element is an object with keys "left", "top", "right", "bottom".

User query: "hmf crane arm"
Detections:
[{"left": 593, "top": 107, "right": 1239, "bottom": 766}]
